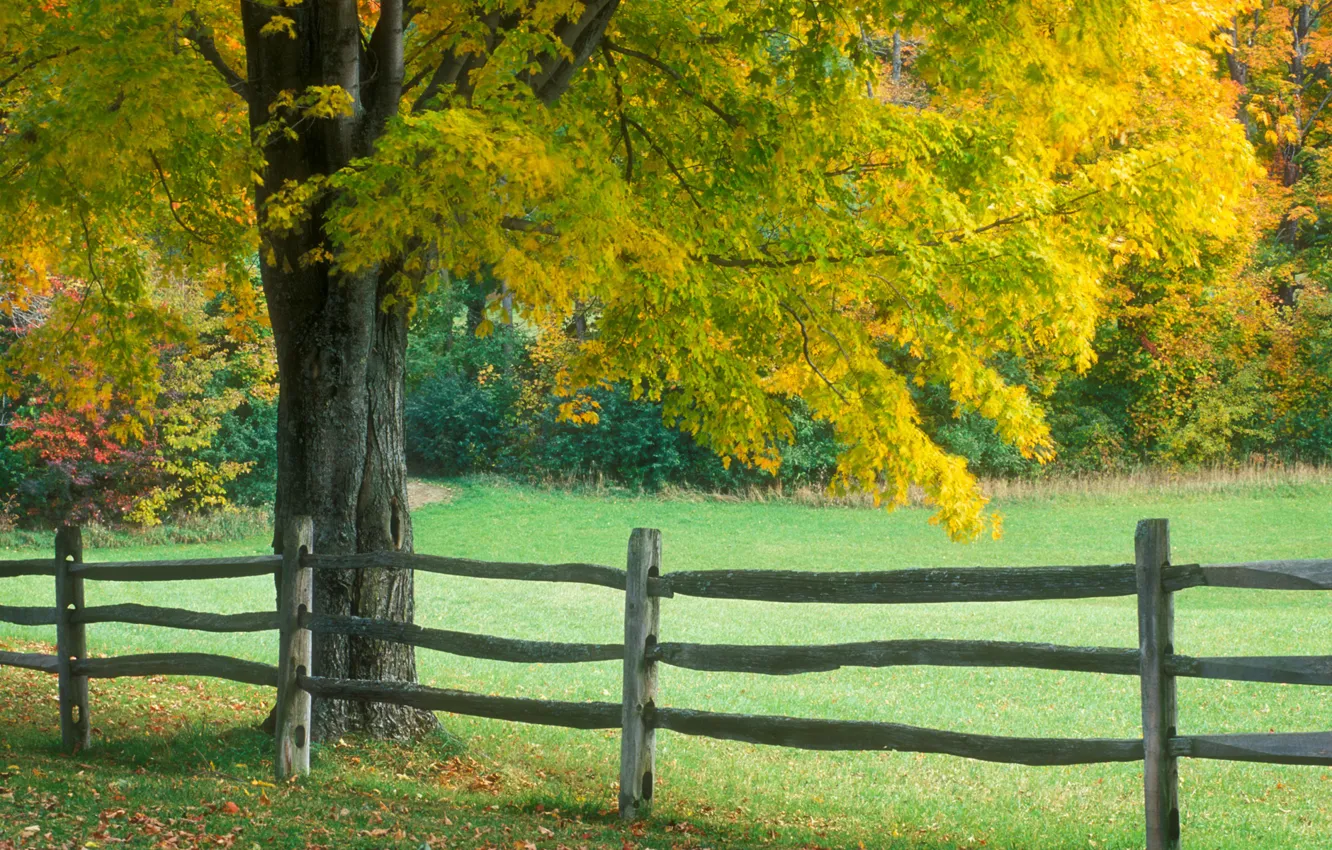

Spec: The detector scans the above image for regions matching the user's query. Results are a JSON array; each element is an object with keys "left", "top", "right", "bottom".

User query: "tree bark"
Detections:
[{"left": 349, "top": 279, "right": 435, "bottom": 740}]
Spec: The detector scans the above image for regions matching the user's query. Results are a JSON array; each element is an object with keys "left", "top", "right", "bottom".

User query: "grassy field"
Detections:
[{"left": 2, "top": 479, "right": 1331, "bottom": 849}]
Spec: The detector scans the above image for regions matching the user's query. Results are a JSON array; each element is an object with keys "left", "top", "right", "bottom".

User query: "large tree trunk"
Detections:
[
  {"left": 267, "top": 263, "right": 432, "bottom": 741},
  {"left": 243, "top": 0, "right": 432, "bottom": 742},
  {"left": 236, "top": 0, "right": 618, "bottom": 741}
]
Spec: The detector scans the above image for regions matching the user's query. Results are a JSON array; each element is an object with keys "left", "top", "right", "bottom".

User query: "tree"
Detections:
[
  {"left": 1222, "top": 2, "right": 1332, "bottom": 305},
  {"left": 0, "top": 0, "right": 1251, "bottom": 739}
]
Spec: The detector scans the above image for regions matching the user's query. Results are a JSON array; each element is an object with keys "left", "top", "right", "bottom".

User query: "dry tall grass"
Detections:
[
  {"left": 730, "top": 462, "right": 1332, "bottom": 508},
  {"left": 978, "top": 462, "right": 1332, "bottom": 502},
  {"left": 395, "top": 465, "right": 1332, "bottom": 513}
]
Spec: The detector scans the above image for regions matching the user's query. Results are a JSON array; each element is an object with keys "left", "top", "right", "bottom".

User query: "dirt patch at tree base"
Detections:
[{"left": 407, "top": 479, "right": 456, "bottom": 509}]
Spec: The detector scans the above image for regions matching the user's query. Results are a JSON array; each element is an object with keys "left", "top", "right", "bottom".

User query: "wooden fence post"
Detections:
[
  {"left": 619, "top": 527, "right": 661, "bottom": 820},
  {"left": 55, "top": 525, "right": 89, "bottom": 753},
  {"left": 276, "top": 516, "right": 314, "bottom": 781},
  {"left": 1137, "top": 518, "right": 1179, "bottom": 850}
]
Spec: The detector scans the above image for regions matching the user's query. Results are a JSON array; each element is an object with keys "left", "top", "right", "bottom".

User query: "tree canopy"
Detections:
[{"left": 1, "top": 0, "right": 1253, "bottom": 539}]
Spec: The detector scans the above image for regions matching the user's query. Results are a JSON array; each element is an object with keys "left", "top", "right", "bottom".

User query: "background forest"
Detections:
[{"left": 2, "top": 3, "right": 1331, "bottom": 530}]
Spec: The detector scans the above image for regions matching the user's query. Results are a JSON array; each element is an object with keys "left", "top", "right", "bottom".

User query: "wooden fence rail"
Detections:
[
  {"left": 302, "top": 612, "right": 623, "bottom": 664},
  {"left": 1, "top": 517, "right": 1328, "bottom": 848}
]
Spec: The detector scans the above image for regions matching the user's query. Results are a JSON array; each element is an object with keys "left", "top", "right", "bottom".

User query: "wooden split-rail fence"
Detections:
[{"left": 1, "top": 517, "right": 1330, "bottom": 849}]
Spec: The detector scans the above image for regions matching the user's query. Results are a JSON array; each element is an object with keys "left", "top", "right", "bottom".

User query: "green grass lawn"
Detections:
[{"left": 3, "top": 480, "right": 1331, "bottom": 849}]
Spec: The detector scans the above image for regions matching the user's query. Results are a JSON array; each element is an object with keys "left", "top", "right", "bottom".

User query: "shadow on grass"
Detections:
[
  {"left": 1, "top": 713, "right": 1021, "bottom": 849},
  {"left": 0, "top": 663, "right": 1058, "bottom": 849}
]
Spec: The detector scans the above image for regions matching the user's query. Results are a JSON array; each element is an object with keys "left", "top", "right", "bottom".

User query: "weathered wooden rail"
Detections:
[{"left": 1, "top": 517, "right": 1329, "bottom": 849}]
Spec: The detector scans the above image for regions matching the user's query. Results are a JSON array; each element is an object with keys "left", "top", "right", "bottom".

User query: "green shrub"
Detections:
[
  {"left": 407, "top": 370, "right": 523, "bottom": 476},
  {"left": 774, "top": 401, "right": 841, "bottom": 488},
  {"left": 0, "top": 421, "right": 33, "bottom": 503},
  {"left": 405, "top": 322, "right": 526, "bottom": 477},
  {"left": 933, "top": 414, "right": 1036, "bottom": 479},
  {"left": 1270, "top": 288, "right": 1332, "bottom": 463},
  {"left": 530, "top": 386, "right": 723, "bottom": 490},
  {"left": 202, "top": 399, "right": 279, "bottom": 507}
]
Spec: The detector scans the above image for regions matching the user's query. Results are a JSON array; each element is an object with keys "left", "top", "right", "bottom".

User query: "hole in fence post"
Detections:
[
  {"left": 642, "top": 771, "right": 653, "bottom": 801},
  {"left": 71, "top": 705, "right": 80, "bottom": 725},
  {"left": 296, "top": 725, "right": 306, "bottom": 748},
  {"left": 1168, "top": 808, "right": 1180, "bottom": 841}
]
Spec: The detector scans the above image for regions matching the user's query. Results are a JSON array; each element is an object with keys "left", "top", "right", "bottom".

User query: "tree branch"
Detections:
[
  {"left": 402, "top": 29, "right": 451, "bottom": 93},
  {"left": 779, "top": 301, "right": 849, "bottom": 404},
  {"left": 824, "top": 161, "right": 897, "bottom": 177},
  {"left": 704, "top": 186, "right": 1103, "bottom": 269},
  {"left": 704, "top": 246, "right": 898, "bottom": 269},
  {"left": 148, "top": 151, "right": 216, "bottom": 245},
  {"left": 526, "top": 0, "right": 622, "bottom": 105},
  {"left": 491, "top": 166, "right": 1108, "bottom": 274},
  {"left": 602, "top": 45, "right": 635, "bottom": 182},
  {"left": 624, "top": 115, "right": 703, "bottom": 209},
  {"left": 604, "top": 40, "right": 740, "bottom": 128},
  {"left": 798, "top": 294, "right": 854, "bottom": 366},
  {"left": 51, "top": 211, "right": 111, "bottom": 359},
  {"left": 411, "top": 49, "right": 473, "bottom": 111},
  {"left": 364, "top": 0, "right": 405, "bottom": 136},
  {"left": 183, "top": 12, "right": 250, "bottom": 102},
  {"left": 500, "top": 216, "right": 557, "bottom": 235},
  {"left": 1302, "top": 86, "right": 1332, "bottom": 137},
  {"left": 867, "top": 273, "right": 923, "bottom": 336},
  {"left": 0, "top": 47, "right": 79, "bottom": 94}
]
